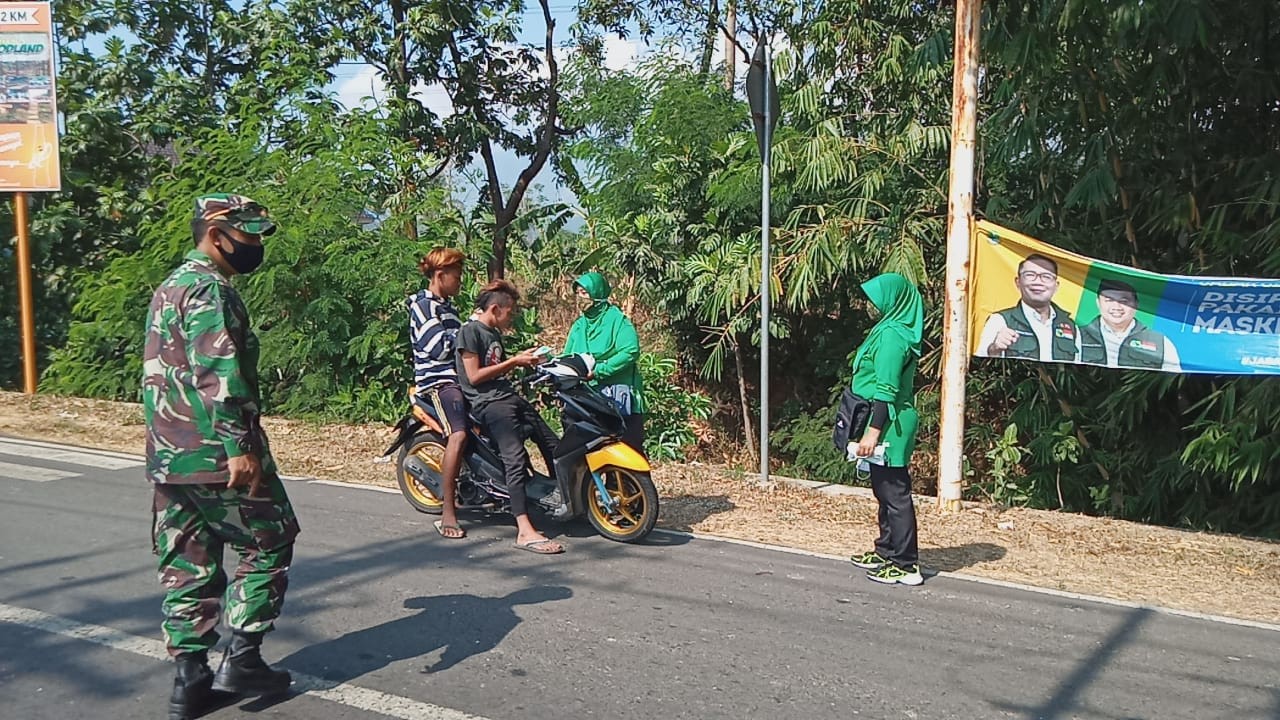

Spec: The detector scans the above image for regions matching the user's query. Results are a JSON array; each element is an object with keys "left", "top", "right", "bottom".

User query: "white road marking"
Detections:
[
  {"left": 0, "top": 438, "right": 142, "bottom": 469},
  {"left": 0, "top": 460, "right": 80, "bottom": 482},
  {"left": 0, "top": 602, "right": 491, "bottom": 720}
]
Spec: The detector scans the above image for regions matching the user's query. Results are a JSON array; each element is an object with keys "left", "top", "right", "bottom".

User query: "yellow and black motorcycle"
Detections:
[{"left": 384, "top": 354, "right": 659, "bottom": 543}]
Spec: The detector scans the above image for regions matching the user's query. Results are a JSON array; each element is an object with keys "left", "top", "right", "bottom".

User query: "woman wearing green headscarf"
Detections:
[
  {"left": 846, "top": 272, "right": 924, "bottom": 586},
  {"left": 563, "top": 272, "right": 648, "bottom": 455}
]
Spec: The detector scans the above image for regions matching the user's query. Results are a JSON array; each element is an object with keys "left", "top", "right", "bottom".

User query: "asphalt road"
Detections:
[{"left": 0, "top": 436, "right": 1276, "bottom": 720}]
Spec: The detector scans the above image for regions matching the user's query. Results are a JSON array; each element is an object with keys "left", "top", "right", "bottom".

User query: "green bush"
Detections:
[
  {"left": 639, "top": 353, "right": 712, "bottom": 461},
  {"left": 775, "top": 394, "right": 862, "bottom": 486},
  {"left": 42, "top": 104, "right": 478, "bottom": 425}
]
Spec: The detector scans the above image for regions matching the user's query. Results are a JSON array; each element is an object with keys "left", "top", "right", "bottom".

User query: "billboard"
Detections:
[
  {"left": 0, "top": 2, "right": 60, "bottom": 191},
  {"left": 969, "top": 220, "right": 1280, "bottom": 375}
]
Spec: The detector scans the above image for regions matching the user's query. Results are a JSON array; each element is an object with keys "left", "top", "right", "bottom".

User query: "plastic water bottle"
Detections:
[{"left": 847, "top": 441, "right": 889, "bottom": 473}]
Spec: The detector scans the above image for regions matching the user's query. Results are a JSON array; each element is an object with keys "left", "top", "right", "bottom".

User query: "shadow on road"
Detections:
[
  {"left": 278, "top": 585, "right": 574, "bottom": 683},
  {"left": 650, "top": 493, "right": 736, "bottom": 532},
  {"left": 539, "top": 516, "right": 692, "bottom": 547},
  {"left": 922, "top": 542, "right": 1008, "bottom": 573},
  {"left": 992, "top": 607, "right": 1151, "bottom": 720}
]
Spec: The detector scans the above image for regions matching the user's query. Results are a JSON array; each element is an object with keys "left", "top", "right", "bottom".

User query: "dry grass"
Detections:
[{"left": 3, "top": 390, "right": 1277, "bottom": 625}]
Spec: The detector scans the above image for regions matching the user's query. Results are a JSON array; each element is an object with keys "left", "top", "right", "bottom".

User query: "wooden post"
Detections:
[{"left": 15, "top": 192, "right": 38, "bottom": 394}]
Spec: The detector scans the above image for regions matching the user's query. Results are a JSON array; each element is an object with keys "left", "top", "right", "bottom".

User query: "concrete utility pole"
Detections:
[{"left": 937, "top": 0, "right": 982, "bottom": 511}]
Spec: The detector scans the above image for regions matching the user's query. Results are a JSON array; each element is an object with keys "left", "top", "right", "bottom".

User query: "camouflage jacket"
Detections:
[{"left": 143, "top": 250, "right": 275, "bottom": 484}]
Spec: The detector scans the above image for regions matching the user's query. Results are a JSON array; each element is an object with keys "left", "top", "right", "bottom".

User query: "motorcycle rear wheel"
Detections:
[
  {"left": 583, "top": 466, "right": 659, "bottom": 543},
  {"left": 397, "top": 432, "right": 446, "bottom": 515}
]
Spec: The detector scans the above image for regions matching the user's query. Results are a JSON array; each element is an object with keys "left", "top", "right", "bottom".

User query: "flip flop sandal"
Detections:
[
  {"left": 513, "top": 539, "right": 564, "bottom": 554},
  {"left": 433, "top": 520, "right": 467, "bottom": 539}
]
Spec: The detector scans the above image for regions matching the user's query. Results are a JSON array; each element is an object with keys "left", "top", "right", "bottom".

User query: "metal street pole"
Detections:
[
  {"left": 759, "top": 43, "right": 771, "bottom": 484},
  {"left": 15, "top": 192, "right": 38, "bottom": 394},
  {"left": 938, "top": 0, "right": 982, "bottom": 511},
  {"left": 747, "top": 38, "right": 778, "bottom": 484}
]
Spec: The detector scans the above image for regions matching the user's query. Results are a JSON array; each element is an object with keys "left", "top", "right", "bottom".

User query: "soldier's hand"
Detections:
[
  {"left": 227, "top": 453, "right": 263, "bottom": 497},
  {"left": 991, "top": 327, "right": 1020, "bottom": 353}
]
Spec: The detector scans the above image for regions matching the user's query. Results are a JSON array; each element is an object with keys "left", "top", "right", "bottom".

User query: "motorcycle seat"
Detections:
[{"left": 412, "top": 393, "right": 535, "bottom": 444}]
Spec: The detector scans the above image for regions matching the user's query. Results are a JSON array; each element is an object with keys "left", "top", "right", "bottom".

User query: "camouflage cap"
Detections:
[{"left": 194, "top": 193, "right": 277, "bottom": 236}]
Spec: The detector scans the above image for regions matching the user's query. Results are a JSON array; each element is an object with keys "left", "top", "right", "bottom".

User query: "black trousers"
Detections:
[
  {"left": 870, "top": 464, "right": 919, "bottom": 567},
  {"left": 476, "top": 395, "right": 558, "bottom": 517}
]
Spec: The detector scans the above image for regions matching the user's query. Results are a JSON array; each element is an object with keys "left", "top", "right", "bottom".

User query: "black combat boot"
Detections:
[
  {"left": 210, "top": 631, "right": 292, "bottom": 696},
  {"left": 169, "top": 651, "right": 213, "bottom": 720}
]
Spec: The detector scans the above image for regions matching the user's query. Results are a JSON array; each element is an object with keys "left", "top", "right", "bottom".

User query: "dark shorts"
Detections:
[{"left": 422, "top": 383, "right": 469, "bottom": 436}]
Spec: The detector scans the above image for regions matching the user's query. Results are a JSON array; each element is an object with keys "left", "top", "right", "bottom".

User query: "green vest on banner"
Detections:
[
  {"left": 998, "top": 304, "right": 1078, "bottom": 361},
  {"left": 1078, "top": 319, "right": 1165, "bottom": 369}
]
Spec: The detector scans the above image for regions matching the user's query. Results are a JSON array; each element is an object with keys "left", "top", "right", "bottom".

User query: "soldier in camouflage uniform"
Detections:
[{"left": 144, "top": 193, "right": 300, "bottom": 720}]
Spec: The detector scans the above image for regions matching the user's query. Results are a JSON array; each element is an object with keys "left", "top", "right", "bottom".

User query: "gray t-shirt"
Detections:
[{"left": 456, "top": 319, "right": 516, "bottom": 412}]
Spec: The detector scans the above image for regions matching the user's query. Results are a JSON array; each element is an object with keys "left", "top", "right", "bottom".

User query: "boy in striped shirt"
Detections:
[{"left": 408, "top": 247, "right": 468, "bottom": 539}]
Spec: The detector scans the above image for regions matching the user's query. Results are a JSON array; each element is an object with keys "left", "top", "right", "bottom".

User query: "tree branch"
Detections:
[
  {"left": 673, "top": 0, "right": 750, "bottom": 63},
  {"left": 426, "top": 157, "right": 450, "bottom": 181},
  {"left": 478, "top": 136, "right": 505, "bottom": 217},
  {"left": 698, "top": 0, "right": 719, "bottom": 75},
  {"left": 501, "top": 0, "right": 560, "bottom": 225},
  {"left": 443, "top": 34, "right": 504, "bottom": 217}
]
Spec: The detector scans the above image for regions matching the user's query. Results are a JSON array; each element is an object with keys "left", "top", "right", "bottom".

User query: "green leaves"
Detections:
[
  {"left": 41, "top": 93, "right": 477, "bottom": 424},
  {"left": 972, "top": 0, "right": 1280, "bottom": 534},
  {"left": 639, "top": 352, "right": 712, "bottom": 460},
  {"left": 7, "top": 0, "right": 1280, "bottom": 536},
  {"left": 880, "top": 236, "right": 926, "bottom": 287}
]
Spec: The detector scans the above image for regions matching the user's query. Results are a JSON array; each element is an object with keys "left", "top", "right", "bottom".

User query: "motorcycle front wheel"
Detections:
[
  {"left": 583, "top": 466, "right": 659, "bottom": 543},
  {"left": 397, "top": 432, "right": 446, "bottom": 515}
]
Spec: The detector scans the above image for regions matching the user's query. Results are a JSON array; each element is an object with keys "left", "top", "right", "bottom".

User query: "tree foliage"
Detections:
[
  {"left": 43, "top": 102, "right": 471, "bottom": 422},
  {"left": 5, "top": 0, "right": 1279, "bottom": 534},
  {"left": 971, "top": 0, "right": 1280, "bottom": 533}
]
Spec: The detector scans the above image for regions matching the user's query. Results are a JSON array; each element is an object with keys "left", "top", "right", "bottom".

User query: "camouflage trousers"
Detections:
[{"left": 151, "top": 476, "right": 301, "bottom": 657}]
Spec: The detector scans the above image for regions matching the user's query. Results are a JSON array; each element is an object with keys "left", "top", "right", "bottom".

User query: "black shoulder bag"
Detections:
[{"left": 831, "top": 388, "right": 871, "bottom": 452}]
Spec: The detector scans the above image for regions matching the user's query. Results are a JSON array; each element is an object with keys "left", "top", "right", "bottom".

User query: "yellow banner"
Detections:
[
  {"left": 969, "top": 220, "right": 1280, "bottom": 375},
  {"left": 0, "top": 2, "right": 60, "bottom": 192},
  {"left": 968, "top": 221, "right": 1089, "bottom": 358}
]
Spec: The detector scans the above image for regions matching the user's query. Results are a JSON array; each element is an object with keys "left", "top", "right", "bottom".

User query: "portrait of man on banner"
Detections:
[
  {"left": 1078, "top": 279, "right": 1182, "bottom": 372},
  {"left": 975, "top": 253, "right": 1080, "bottom": 362}
]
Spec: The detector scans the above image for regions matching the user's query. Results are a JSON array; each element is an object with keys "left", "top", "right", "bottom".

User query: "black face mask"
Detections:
[{"left": 216, "top": 230, "right": 265, "bottom": 274}]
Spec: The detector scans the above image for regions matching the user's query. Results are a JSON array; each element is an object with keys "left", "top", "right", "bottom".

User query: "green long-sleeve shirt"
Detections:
[
  {"left": 563, "top": 305, "right": 647, "bottom": 413},
  {"left": 563, "top": 272, "right": 647, "bottom": 413},
  {"left": 849, "top": 330, "right": 919, "bottom": 467}
]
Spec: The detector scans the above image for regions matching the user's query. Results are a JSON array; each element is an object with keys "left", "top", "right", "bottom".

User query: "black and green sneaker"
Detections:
[
  {"left": 866, "top": 563, "right": 923, "bottom": 586},
  {"left": 850, "top": 551, "right": 889, "bottom": 570}
]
